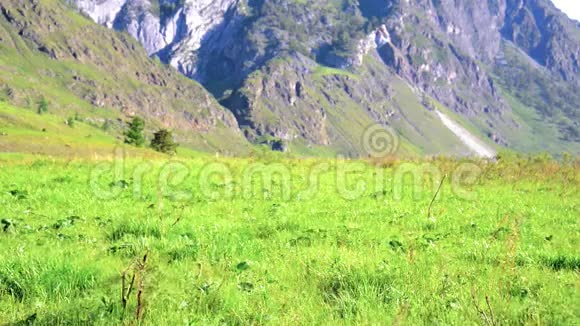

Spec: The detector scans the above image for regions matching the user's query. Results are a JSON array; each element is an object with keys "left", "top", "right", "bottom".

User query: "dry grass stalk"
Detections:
[
  {"left": 120, "top": 251, "right": 149, "bottom": 321},
  {"left": 471, "top": 287, "right": 497, "bottom": 326},
  {"left": 427, "top": 174, "right": 447, "bottom": 218}
]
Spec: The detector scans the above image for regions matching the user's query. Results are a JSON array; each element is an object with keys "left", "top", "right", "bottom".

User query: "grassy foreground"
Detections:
[{"left": 0, "top": 153, "right": 578, "bottom": 324}]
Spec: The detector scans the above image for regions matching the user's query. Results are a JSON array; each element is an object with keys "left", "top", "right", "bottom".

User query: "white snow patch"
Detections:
[{"left": 435, "top": 110, "right": 496, "bottom": 158}]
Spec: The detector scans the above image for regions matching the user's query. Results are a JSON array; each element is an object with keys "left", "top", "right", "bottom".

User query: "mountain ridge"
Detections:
[
  {"left": 0, "top": 0, "right": 251, "bottom": 154},
  {"left": 2, "top": 0, "right": 579, "bottom": 156}
]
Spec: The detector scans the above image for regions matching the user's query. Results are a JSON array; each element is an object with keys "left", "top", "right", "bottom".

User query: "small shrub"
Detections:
[
  {"left": 37, "top": 97, "right": 49, "bottom": 114},
  {"left": 150, "top": 129, "right": 178, "bottom": 154},
  {"left": 124, "top": 117, "right": 145, "bottom": 147},
  {"left": 66, "top": 116, "right": 75, "bottom": 128}
]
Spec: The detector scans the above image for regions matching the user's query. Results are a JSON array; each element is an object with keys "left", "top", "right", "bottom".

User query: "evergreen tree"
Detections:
[
  {"left": 124, "top": 117, "right": 145, "bottom": 147},
  {"left": 37, "top": 97, "right": 49, "bottom": 114},
  {"left": 66, "top": 116, "right": 75, "bottom": 128},
  {"left": 150, "top": 129, "right": 177, "bottom": 154}
]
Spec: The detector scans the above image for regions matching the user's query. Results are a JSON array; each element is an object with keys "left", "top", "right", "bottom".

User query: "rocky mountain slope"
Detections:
[
  {"left": 0, "top": 0, "right": 250, "bottom": 153},
  {"left": 30, "top": 0, "right": 580, "bottom": 155}
]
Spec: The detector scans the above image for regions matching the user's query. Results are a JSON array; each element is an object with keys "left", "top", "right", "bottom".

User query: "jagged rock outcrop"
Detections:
[
  {"left": 0, "top": 0, "right": 249, "bottom": 153},
  {"left": 75, "top": 0, "right": 241, "bottom": 79},
  {"left": 501, "top": 0, "right": 580, "bottom": 84},
  {"left": 72, "top": 0, "right": 580, "bottom": 155}
]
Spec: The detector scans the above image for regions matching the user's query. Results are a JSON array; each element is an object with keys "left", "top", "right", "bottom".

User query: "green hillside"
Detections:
[
  {"left": 0, "top": 0, "right": 250, "bottom": 154},
  {"left": 0, "top": 101, "right": 213, "bottom": 158}
]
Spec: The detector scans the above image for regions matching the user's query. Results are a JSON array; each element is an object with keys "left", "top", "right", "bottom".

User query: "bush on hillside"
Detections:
[
  {"left": 66, "top": 117, "right": 75, "bottom": 128},
  {"left": 124, "top": 117, "right": 145, "bottom": 147},
  {"left": 150, "top": 129, "right": 177, "bottom": 154},
  {"left": 37, "top": 97, "right": 48, "bottom": 115}
]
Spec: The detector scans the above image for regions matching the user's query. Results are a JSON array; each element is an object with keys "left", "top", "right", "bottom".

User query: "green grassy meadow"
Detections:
[
  {"left": 0, "top": 151, "right": 578, "bottom": 324},
  {"left": 0, "top": 0, "right": 578, "bottom": 324}
]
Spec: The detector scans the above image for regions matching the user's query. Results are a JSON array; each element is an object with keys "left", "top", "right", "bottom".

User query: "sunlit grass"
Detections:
[{"left": 0, "top": 153, "right": 577, "bottom": 324}]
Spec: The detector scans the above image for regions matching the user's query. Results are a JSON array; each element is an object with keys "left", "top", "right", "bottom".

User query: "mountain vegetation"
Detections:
[
  {"left": 64, "top": 0, "right": 579, "bottom": 156},
  {"left": 0, "top": 1, "right": 578, "bottom": 324},
  {"left": 0, "top": 0, "right": 250, "bottom": 154},
  {"left": 150, "top": 128, "right": 177, "bottom": 154},
  {"left": 124, "top": 117, "right": 146, "bottom": 147},
  {"left": 0, "top": 0, "right": 578, "bottom": 157}
]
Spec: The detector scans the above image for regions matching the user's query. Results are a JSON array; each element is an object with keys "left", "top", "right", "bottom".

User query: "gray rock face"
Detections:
[
  {"left": 74, "top": 0, "right": 579, "bottom": 102},
  {"left": 75, "top": 0, "right": 126, "bottom": 28},
  {"left": 74, "top": 0, "right": 239, "bottom": 77},
  {"left": 501, "top": 0, "right": 580, "bottom": 83},
  {"left": 72, "top": 0, "right": 580, "bottom": 154},
  {"left": 428, "top": 0, "right": 506, "bottom": 62}
]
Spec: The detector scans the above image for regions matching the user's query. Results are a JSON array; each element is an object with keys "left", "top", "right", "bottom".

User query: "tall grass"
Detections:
[{"left": 0, "top": 154, "right": 577, "bottom": 324}]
